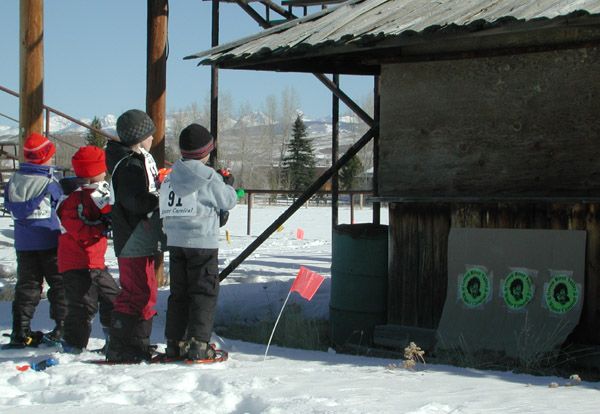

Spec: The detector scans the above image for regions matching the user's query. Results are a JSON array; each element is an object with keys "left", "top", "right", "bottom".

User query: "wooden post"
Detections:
[
  {"left": 247, "top": 191, "right": 253, "bottom": 236},
  {"left": 19, "top": 0, "right": 44, "bottom": 157},
  {"left": 209, "top": 0, "right": 219, "bottom": 166},
  {"left": 147, "top": 0, "right": 167, "bottom": 168},
  {"left": 331, "top": 74, "right": 339, "bottom": 229},
  {"left": 372, "top": 75, "right": 381, "bottom": 224},
  {"left": 147, "top": 0, "right": 168, "bottom": 286}
]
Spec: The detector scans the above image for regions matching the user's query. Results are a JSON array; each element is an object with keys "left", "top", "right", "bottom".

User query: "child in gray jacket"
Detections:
[{"left": 160, "top": 123, "right": 237, "bottom": 360}]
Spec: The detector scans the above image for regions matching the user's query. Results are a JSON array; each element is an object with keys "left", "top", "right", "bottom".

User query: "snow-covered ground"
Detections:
[{"left": 0, "top": 204, "right": 598, "bottom": 414}]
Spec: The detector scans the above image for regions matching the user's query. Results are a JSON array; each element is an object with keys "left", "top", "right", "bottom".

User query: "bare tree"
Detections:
[
  {"left": 277, "top": 86, "right": 300, "bottom": 188},
  {"left": 263, "top": 94, "right": 280, "bottom": 191}
]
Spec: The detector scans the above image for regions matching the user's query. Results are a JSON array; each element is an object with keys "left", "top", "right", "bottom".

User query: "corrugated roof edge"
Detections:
[
  {"left": 183, "top": 0, "right": 360, "bottom": 61},
  {"left": 193, "top": 8, "right": 600, "bottom": 67}
]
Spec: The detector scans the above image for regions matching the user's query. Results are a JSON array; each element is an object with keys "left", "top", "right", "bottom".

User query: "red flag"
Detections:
[{"left": 290, "top": 266, "right": 324, "bottom": 301}]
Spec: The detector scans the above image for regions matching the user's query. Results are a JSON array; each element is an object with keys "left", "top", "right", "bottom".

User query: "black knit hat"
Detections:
[
  {"left": 179, "top": 124, "right": 215, "bottom": 160},
  {"left": 116, "top": 109, "right": 156, "bottom": 146}
]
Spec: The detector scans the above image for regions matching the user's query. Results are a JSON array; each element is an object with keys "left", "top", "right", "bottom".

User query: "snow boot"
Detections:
[
  {"left": 3, "top": 318, "right": 43, "bottom": 349},
  {"left": 106, "top": 312, "right": 153, "bottom": 362},
  {"left": 45, "top": 320, "right": 64, "bottom": 343},
  {"left": 186, "top": 337, "right": 216, "bottom": 360},
  {"left": 4, "top": 329, "right": 44, "bottom": 349},
  {"left": 165, "top": 339, "right": 184, "bottom": 358}
]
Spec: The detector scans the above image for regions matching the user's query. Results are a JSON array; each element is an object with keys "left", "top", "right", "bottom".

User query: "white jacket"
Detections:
[{"left": 161, "top": 158, "right": 237, "bottom": 249}]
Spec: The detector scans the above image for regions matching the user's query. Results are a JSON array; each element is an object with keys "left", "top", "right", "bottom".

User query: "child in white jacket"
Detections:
[{"left": 160, "top": 124, "right": 237, "bottom": 360}]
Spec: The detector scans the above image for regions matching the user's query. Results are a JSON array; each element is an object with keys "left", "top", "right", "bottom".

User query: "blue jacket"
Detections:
[{"left": 4, "top": 163, "right": 63, "bottom": 251}]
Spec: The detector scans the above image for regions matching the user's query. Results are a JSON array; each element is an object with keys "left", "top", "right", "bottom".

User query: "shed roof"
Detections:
[{"left": 186, "top": 0, "right": 600, "bottom": 74}]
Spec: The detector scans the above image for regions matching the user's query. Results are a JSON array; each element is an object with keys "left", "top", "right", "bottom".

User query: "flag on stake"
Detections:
[
  {"left": 290, "top": 266, "right": 324, "bottom": 301},
  {"left": 296, "top": 228, "right": 304, "bottom": 240},
  {"left": 264, "top": 266, "right": 325, "bottom": 360},
  {"left": 225, "top": 230, "right": 231, "bottom": 244}
]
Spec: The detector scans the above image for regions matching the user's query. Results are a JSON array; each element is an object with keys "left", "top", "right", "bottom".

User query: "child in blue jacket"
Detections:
[{"left": 3, "top": 133, "right": 67, "bottom": 348}]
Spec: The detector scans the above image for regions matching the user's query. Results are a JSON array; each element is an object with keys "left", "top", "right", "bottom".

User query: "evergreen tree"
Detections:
[
  {"left": 282, "top": 114, "right": 316, "bottom": 193},
  {"left": 86, "top": 116, "right": 107, "bottom": 148},
  {"left": 339, "top": 155, "right": 363, "bottom": 190}
]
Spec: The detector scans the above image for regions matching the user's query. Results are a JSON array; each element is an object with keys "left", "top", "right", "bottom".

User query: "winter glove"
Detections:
[
  {"left": 217, "top": 168, "right": 235, "bottom": 187},
  {"left": 219, "top": 210, "right": 229, "bottom": 227}
]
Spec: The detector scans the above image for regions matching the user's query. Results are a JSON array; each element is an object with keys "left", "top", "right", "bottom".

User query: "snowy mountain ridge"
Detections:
[{"left": 0, "top": 111, "right": 364, "bottom": 140}]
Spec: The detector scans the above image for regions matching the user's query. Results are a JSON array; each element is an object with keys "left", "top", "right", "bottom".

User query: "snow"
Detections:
[{"left": 0, "top": 204, "right": 599, "bottom": 413}]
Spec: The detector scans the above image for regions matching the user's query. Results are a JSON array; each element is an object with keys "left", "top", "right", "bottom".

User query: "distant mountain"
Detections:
[{"left": 0, "top": 111, "right": 366, "bottom": 142}]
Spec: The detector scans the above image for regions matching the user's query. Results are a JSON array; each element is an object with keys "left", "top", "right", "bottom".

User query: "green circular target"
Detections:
[
  {"left": 545, "top": 275, "right": 578, "bottom": 314},
  {"left": 503, "top": 271, "right": 534, "bottom": 309},
  {"left": 460, "top": 268, "right": 490, "bottom": 307}
]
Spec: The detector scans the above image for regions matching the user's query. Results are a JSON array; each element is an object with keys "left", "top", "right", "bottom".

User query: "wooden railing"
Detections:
[
  {"left": 241, "top": 189, "right": 373, "bottom": 235},
  {"left": 0, "top": 84, "right": 118, "bottom": 142}
]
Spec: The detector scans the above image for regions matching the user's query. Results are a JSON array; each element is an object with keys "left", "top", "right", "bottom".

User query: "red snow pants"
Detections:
[{"left": 113, "top": 256, "right": 157, "bottom": 320}]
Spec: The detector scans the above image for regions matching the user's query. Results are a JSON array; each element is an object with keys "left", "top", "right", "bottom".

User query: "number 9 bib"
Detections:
[{"left": 159, "top": 176, "right": 197, "bottom": 217}]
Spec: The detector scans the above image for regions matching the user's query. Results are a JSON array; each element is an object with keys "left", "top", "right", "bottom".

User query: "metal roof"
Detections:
[{"left": 185, "top": 0, "right": 600, "bottom": 74}]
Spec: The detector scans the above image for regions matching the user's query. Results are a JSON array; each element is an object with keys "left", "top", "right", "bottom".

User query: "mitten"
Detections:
[{"left": 217, "top": 168, "right": 235, "bottom": 186}]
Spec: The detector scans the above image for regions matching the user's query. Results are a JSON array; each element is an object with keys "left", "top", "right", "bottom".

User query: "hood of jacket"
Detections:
[
  {"left": 169, "top": 158, "right": 216, "bottom": 197},
  {"left": 105, "top": 140, "right": 133, "bottom": 174},
  {"left": 19, "top": 162, "right": 55, "bottom": 177}
]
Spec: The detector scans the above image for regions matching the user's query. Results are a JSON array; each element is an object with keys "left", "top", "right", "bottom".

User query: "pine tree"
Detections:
[
  {"left": 282, "top": 114, "right": 316, "bottom": 193},
  {"left": 86, "top": 116, "right": 107, "bottom": 148},
  {"left": 339, "top": 155, "right": 363, "bottom": 190}
]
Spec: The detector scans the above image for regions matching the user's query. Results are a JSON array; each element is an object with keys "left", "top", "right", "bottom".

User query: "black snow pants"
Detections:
[
  {"left": 165, "top": 247, "right": 219, "bottom": 343},
  {"left": 12, "top": 248, "right": 67, "bottom": 335},
  {"left": 63, "top": 268, "right": 120, "bottom": 348}
]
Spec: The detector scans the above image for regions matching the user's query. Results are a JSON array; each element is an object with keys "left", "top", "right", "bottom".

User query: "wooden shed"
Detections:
[{"left": 188, "top": 0, "right": 600, "bottom": 357}]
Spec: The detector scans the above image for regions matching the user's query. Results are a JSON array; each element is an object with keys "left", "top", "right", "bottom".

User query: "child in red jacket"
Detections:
[{"left": 57, "top": 146, "right": 120, "bottom": 353}]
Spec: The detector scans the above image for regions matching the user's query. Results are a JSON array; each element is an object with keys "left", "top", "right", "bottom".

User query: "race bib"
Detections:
[
  {"left": 159, "top": 176, "right": 197, "bottom": 217},
  {"left": 90, "top": 181, "right": 111, "bottom": 210},
  {"left": 140, "top": 148, "right": 159, "bottom": 193},
  {"left": 24, "top": 195, "right": 52, "bottom": 219}
]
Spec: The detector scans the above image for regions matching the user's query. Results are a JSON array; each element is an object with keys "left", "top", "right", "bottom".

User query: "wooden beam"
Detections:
[
  {"left": 210, "top": 0, "right": 220, "bottom": 165},
  {"left": 372, "top": 75, "right": 380, "bottom": 224},
  {"left": 19, "top": 0, "right": 44, "bottom": 157},
  {"left": 147, "top": 0, "right": 168, "bottom": 169},
  {"left": 331, "top": 74, "right": 339, "bottom": 228},
  {"left": 147, "top": 0, "right": 168, "bottom": 287},
  {"left": 235, "top": 0, "right": 271, "bottom": 29},
  {"left": 219, "top": 127, "right": 376, "bottom": 281},
  {"left": 313, "top": 73, "right": 374, "bottom": 127},
  {"left": 259, "top": 0, "right": 297, "bottom": 20}
]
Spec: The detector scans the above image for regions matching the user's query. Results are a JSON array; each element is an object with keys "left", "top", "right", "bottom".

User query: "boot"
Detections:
[
  {"left": 165, "top": 339, "right": 183, "bottom": 358},
  {"left": 106, "top": 312, "right": 153, "bottom": 362},
  {"left": 186, "top": 337, "right": 216, "bottom": 361},
  {"left": 99, "top": 326, "right": 110, "bottom": 355},
  {"left": 45, "top": 320, "right": 64, "bottom": 343},
  {"left": 4, "top": 319, "right": 42, "bottom": 348}
]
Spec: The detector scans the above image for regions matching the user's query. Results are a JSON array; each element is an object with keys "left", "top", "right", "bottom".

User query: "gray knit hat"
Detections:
[{"left": 116, "top": 109, "right": 156, "bottom": 146}]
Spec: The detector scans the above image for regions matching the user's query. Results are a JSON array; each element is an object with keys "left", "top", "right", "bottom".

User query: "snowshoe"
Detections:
[{"left": 1, "top": 331, "right": 44, "bottom": 349}]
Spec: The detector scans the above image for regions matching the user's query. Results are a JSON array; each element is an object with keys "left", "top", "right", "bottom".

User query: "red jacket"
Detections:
[{"left": 57, "top": 181, "right": 111, "bottom": 273}]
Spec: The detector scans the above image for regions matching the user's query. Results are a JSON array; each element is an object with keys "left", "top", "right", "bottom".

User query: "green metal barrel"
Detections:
[{"left": 330, "top": 223, "right": 388, "bottom": 347}]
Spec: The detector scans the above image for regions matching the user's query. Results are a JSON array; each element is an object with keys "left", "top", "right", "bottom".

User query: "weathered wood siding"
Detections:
[
  {"left": 380, "top": 47, "right": 600, "bottom": 343},
  {"left": 379, "top": 47, "right": 600, "bottom": 198},
  {"left": 388, "top": 203, "right": 600, "bottom": 344},
  {"left": 388, "top": 203, "right": 450, "bottom": 329}
]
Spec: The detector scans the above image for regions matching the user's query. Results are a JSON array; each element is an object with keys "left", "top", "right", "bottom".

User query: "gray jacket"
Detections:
[{"left": 162, "top": 159, "right": 237, "bottom": 249}]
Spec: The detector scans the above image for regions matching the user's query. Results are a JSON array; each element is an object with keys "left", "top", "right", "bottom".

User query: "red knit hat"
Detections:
[
  {"left": 72, "top": 146, "right": 106, "bottom": 178},
  {"left": 23, "top": 133, "right": 56, "bottom": 165}
]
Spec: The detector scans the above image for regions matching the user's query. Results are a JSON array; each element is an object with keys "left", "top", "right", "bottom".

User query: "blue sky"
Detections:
[{"left": 0, "top": 0, "right": 372, "bottom": 122}]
